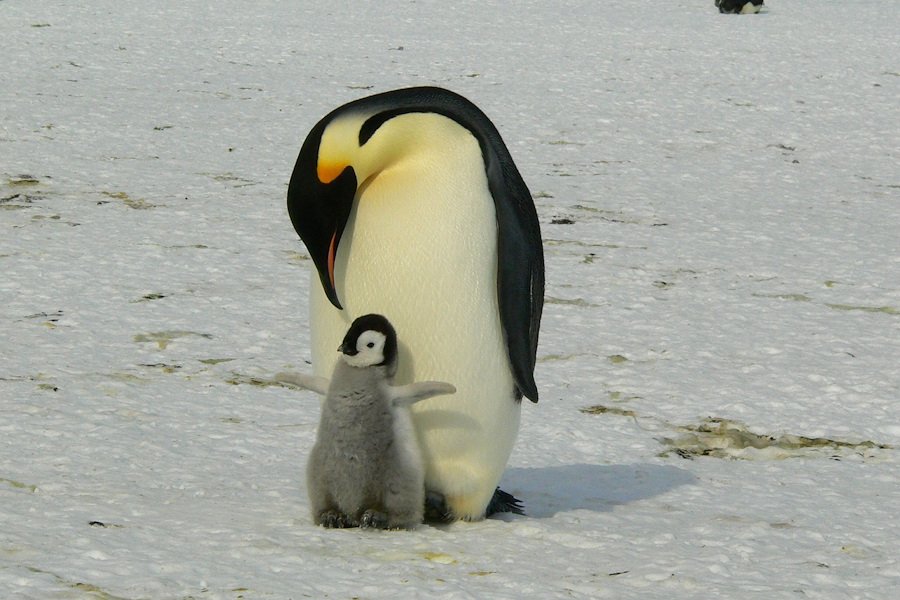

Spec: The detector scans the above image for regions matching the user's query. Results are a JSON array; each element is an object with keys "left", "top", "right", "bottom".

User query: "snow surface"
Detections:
[{"left": 2, "top": 1, "right": 898, "bottom": 598}]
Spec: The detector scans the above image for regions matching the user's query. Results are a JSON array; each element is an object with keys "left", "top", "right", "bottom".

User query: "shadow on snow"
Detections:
[{"left": 501, "top": 463, "right": 696, "bottom": 519}]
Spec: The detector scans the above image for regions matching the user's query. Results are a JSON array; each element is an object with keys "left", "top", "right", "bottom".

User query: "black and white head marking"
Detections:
[{"left": 338, "top": 314, "right": 398, "bottom": 369}]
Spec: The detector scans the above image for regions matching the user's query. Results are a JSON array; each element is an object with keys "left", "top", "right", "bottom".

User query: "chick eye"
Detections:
[{"left": 366, "top": 342, "right": 375, "bottom": 348}]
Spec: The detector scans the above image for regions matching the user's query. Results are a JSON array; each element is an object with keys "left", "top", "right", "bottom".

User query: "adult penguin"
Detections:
[
  {"left": 715, "top": 0, "right": 764, "bottom": 14},
  {"left": 287, "top": 86, "right": 544, "bottom": 521}
]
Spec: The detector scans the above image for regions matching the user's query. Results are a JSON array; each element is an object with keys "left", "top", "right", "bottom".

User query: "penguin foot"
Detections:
[
  {"left": 360, "top": 509, "right": 389, "bottom": 529},
  {"left": 317, "top": 510, "right": 356, "bottom": 528},
  {"left": 423, "top": 488, "right": 526, "bottom": 522},
  {"left": 423, "top": 491, "right": 454, "bottom": 523},
  {"left": 486, "top": 487, "right": 525, "bottom": 517}
]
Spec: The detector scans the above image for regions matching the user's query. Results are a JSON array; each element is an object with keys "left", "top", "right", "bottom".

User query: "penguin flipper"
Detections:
[
  {"left": 484, "top": 133, "right": 544, "bottom": 404},
  {"left": 389, "top": 381, "right": 456, "bottom": 408},
  {"left": 275, "top": 372, "right": 330, "bottom": 396}
]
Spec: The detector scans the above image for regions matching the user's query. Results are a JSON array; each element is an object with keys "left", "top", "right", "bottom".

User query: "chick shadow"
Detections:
[{"left": 499, "top": 463, "right": 697, "bottom": 519}]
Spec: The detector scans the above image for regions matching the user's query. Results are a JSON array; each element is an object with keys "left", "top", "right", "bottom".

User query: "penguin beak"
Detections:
[
  {"left": 287, "top": 140, "right": 358, "bottom": 310},
  {"left": 338, "top": 341, "right": 358, "bottom": 356}
]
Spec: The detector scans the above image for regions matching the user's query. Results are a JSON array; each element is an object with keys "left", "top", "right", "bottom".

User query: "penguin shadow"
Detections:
[{"left": 501, "top": 463, "right": 697, "bottom": 519}]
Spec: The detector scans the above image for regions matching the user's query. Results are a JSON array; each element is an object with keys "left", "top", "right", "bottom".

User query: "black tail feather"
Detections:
[{"left": 486, "top": 487, "right": 525, "bottom": 517}]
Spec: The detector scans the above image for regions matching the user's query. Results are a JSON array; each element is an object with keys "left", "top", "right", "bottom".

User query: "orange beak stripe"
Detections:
[
  {"left": 317, "top": 161, "right": 346, "bottom": 184},
  {"left": 327, "top": 230, "right": 338, "bottom": 290}
]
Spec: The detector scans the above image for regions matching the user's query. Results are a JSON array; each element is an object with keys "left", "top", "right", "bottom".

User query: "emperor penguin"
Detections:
[
  {"left": 715, "top": 0, "right": 764, "bottom": 14},
  {"left": 284, "top": 314, "right": 456, "bottom": 529},
  {"left": 286, "top": 86, "right": 544, "bottom": 521}
]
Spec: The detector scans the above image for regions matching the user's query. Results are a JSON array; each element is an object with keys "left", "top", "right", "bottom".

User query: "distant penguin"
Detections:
[
  {"left": 287, "top": 86, "right": 544, "bottom": 521},
  {"left": 716, "top": 0, "right": 764, "bottom": 13},
  {"left": 278, "top": 314, "right": 456, "bottom": 529}
]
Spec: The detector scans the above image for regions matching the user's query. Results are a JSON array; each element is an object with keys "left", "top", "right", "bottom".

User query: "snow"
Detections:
[{"left": 2, "top": 1, "right": 898, "bottom": 598}]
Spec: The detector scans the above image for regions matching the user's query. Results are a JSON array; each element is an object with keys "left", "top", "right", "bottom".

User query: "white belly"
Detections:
[{"left": 309, "top": 140, "right": 521, "bottom": 519}]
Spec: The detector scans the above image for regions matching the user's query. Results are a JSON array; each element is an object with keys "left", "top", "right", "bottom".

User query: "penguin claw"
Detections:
[
  {"left": 360, "top": 509, "right": 389, "bottom": 529},
  {"left": 317, "top": 510, "right": 356, "bottom": 528}
]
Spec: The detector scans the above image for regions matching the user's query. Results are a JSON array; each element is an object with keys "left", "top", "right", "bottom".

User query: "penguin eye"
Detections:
[{"left": 366, "top": 342, "right": 375, "bottom": 349}]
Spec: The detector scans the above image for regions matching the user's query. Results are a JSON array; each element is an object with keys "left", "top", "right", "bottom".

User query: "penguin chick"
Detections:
[{"left": 283, "top": 314, "right": 456, "bottom": 530}]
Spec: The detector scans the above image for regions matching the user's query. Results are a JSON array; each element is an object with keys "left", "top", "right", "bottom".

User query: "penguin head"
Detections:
[
  {"left": 338, "top": 313, "right": 398, "bottom": 371},
  {"left": 287, "top": 86, "right": 500, "bottom": 310}
]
